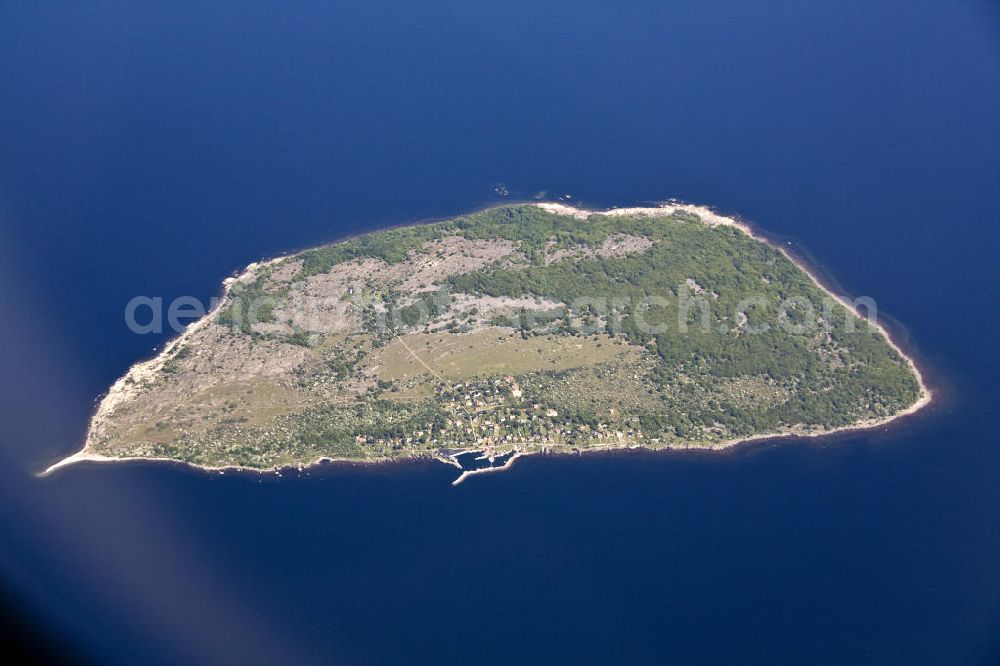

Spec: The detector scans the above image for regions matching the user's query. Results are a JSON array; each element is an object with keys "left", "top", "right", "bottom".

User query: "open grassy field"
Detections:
[
  {"left": 372, "top": 328, "right": 638, "bottom": 383},
  {"left": 106, "top": 380, "right": 317, "bottom": 449}
]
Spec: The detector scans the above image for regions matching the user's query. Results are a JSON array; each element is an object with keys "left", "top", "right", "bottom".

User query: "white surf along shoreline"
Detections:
[{"left": 41, "top": 200, "right": 934, "bottom": 482}]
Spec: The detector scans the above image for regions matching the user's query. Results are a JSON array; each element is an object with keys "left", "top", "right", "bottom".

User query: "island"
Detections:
[{"left": 44, "top": 202, "right": 931, "bottom": 483}]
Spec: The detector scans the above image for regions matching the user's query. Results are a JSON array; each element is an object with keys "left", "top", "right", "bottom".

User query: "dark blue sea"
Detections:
[{"left": 1, "top": 2, "right": 999, "bottom": 664}]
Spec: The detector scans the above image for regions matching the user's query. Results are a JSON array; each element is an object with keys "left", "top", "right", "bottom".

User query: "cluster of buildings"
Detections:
[{"left": 358, "top": 375, "right": 648, "bottom": 455}]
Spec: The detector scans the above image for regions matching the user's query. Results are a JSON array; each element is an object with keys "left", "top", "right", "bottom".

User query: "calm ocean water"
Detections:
[{"left": 1, "top": 2, "right": 999, "bottom": 664}]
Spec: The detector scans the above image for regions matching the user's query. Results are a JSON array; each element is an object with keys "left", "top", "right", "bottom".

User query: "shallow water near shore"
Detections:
[{"left": 1, "top": 1, "right": 999, "bottom": 664}]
